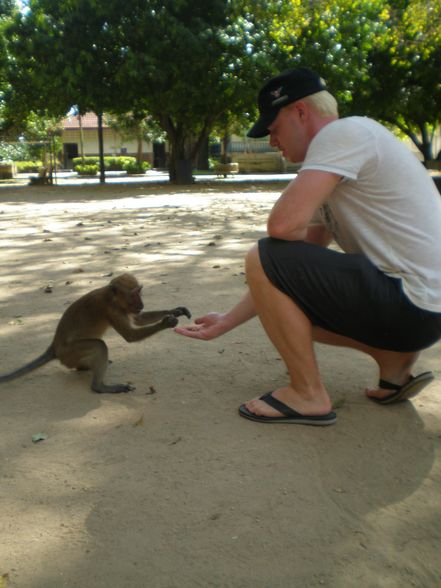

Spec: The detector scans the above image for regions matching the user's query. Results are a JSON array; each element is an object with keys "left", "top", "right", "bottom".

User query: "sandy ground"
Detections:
[{"left": 0, "top": 179, "right": 440, "bottom": 588}]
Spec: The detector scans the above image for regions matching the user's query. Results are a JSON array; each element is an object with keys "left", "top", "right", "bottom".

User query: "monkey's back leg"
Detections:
[{"left": 56, "top": 339, "right": 134, "bottom": 393}]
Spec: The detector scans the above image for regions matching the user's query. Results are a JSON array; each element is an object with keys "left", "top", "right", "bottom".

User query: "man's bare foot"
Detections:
[
  {"left": 244, "top": 385, "right": 333, "bottom": 417},
  {"left": 365, "top": 372, "right": 434, "bottom": 404},
  {"left": 366, "top": 351, "right": 420, "bottom": 400},
  {"left": 365, "top": 372, "right": 412, "bottom": 400}
]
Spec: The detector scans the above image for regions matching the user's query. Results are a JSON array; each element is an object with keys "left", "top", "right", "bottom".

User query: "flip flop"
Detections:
[
  {"left": 238, "top": 392, "right": 337, "bottom": 426},
  {"left": 368, "top": 371, "right": 434, "bottom": 405}
]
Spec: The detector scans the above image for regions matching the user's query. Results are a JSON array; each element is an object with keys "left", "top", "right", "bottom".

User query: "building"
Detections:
[{"left": 61, "top": 113, "right": 167, "bottom": 169}]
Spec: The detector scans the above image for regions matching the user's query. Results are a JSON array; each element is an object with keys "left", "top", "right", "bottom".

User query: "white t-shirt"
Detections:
[{"left": 300, "top": 116, "right": 441, "bottom": 312}]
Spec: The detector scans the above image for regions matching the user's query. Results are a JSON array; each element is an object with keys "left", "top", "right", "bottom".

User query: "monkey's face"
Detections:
[
  {"left": 110, "top": 274, "right": 144, "bottom": 314},
  {"left": 113, "top": 284, "right": 144, "bottom": 314},
  {"left": 127, "top": 286, "right": 144, "bottom": 314}
]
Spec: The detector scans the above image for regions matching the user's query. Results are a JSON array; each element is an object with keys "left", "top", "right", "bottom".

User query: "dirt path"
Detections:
[{"left": 0, "top": 181, "right": 440, "bottom": 588}]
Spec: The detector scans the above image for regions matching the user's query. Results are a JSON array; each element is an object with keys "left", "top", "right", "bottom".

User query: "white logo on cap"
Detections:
[
  {"left": 270, "top": 86, "right": 283, "bottom": 99},
  {"left": 270, "top": 86, "right": 288, "bottom": 106}
]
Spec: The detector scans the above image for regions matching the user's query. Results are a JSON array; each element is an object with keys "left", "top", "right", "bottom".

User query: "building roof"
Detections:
[{"left": 63, "top": 112, "right": 109, "bottom": 130}]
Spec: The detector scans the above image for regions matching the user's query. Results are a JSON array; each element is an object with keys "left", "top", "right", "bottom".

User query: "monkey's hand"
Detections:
[
  {"left": 162, "top": 314, "right": 179, "bottom": 328},
  {"left": 170, "top": 306, "right": 191, "bottom": 319}
]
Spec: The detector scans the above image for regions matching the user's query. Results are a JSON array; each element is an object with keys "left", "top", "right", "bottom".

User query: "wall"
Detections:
[{"left": 62, "top": 128, "right": 153, "bottom": 167}]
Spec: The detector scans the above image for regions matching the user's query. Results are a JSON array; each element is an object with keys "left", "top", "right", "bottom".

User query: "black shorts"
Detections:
[{"left": 258, "top": 238, "right": 441, "bottom": 352}]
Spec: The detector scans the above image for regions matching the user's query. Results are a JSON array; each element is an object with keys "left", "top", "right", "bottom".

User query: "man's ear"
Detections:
[{"left": 292, "top": 100, "right": 307, "bottom": 120}]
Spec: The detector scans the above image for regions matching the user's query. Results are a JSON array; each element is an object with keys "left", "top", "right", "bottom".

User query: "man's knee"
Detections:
[{"left": 245, "top": 243, "right": 263, "bottom": 278}]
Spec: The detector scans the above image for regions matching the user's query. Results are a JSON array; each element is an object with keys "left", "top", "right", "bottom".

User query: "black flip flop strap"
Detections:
[
  {"left": 378, "top": 375, "right": 415, "bottom": 392},
  {"left": 260, "top": 392, "right": 301, "bottom": 417}
]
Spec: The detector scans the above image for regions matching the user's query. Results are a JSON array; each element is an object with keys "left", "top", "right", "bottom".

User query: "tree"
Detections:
[
  {"left": 0, "top": 0, "right": 17, "bottom": 138},
  {"left": 271, "top": 0, "right": 390, "bottom": 112},
  {"left": 4, "top": 0, "right": 278, "bottom": 184},
  {"left": 271, "top": 0, "right": 441, "bottom": 163},
  {"left": 4, "top": 0, "right": 134, "bottom": 182},
  {"left": 105, "top": 112, "right": 165, "bottom": 165},
  {"left": 353, "top": 0, "right": 441, "bottom": 162},
  {"left": 115, "top": 0, "right": 278, "bottom": 183}
]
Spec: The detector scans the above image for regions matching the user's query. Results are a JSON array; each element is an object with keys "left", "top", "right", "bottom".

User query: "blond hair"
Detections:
[{"left": 303, "top": 90, "right": 339, "bottom": 117}]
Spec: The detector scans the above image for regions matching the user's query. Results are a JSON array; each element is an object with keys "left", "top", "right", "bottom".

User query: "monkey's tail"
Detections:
[{"left": 0, "top": 346, "right": 56, "bottom": 382}]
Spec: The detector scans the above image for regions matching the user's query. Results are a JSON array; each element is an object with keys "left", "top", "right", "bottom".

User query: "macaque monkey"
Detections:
[{"left": 0, "top": 274, "right": 190, "bottom": 393}]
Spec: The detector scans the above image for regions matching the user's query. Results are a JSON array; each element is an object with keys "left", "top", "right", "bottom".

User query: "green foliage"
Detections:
[
  {"left": 103, "top": 156, "right": 134, "bottom": 171},
  {"left": 72, "top": 156, "right": 99, "bottom": 169},
  {"left": 76, "top": 164, "right": 98, "bottom": 176},
  {"left": 0, "top": 140, "right": 27, "bottom": 161},
  {"left": 4, "top": 0, "right": 131, "bottom": 117},
  {"left": 2, "top": 0, "right": 440, "bottom": 174},
  {"left": 15, "top": 160, "right": 43, "bottom": 173},
  {"left": 106, "top": 113, "right": 166, "bottom": 145},
  {"left": 0, "top": 0, "right": 18, "bottom": 136},
  {"left": 99, "top": 157, "right": 115, "bottom": 170},
  {"left": 353, "top": 0, "right": 441, "bottom": 160},
  {"left": 0, "top": 1, "right": 289, "bottom": 182},
  {"left": 270, "top": 0, "right": 441, "bottom": 161},
  {"left": 122, "top": 160, "right": 150, "bottom": 174},
  {"left": 71, "top": 155, "right": 149, "bottom": 173},
  {"left": 101, "top": 0, "right": 276, "bottom": 182},
  {"left": 271, "top": 0, "right": 390, "bottom": 111}
]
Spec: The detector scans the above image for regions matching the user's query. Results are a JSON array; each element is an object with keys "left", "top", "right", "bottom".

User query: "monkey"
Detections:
[{"left": 0, "top": 273, "right": 191, "bottom": 393}]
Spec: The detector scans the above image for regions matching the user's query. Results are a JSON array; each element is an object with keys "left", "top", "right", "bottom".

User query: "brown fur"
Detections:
[{"left": 0, "top": 274, "right": 190, "bottom": 393}]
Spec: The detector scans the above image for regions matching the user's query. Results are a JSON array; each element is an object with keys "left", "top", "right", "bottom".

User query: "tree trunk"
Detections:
[
  {"left": 78, "top": 115, "right": 85, "bottom": 163},
  {"left": 168, "top": 133, "right": 194, "bottom": 184},
  {"left": 419, "top": 123, "right": 433, "bottom": 165},
  {"left": 159, "top": 116, "right": 196, "bottom": 184},
  {"left": 393, "top": 119, "right": 434, "bottom": 166},
  {"left": 136, "top": 124, "right": 143, "bottom": 164},
  {"left": 221, "top": 132, "right": 230, "bottom": 164},
  {"left": 97, "top": 112, "right": 105, "bottom": 184},
  {"left": 169, "top": 154, "right": 193, "bottom": 184},
  {"left": 194, "top": 136, "right": 209, "bottom": 170}
]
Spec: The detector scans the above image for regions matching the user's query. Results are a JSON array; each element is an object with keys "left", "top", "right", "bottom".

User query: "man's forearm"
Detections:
[{"left": 223, "top": 290, "right": 257, "bottom": 330}]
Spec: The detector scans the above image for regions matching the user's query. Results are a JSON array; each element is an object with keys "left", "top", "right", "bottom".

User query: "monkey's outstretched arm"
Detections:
[
  {"left": 134, "top": 307, "right": 191, "bottom": 326},
  {"left": 111, "top": 312, "right": 180, "bottom": 343},
  {"left": 0, "top": 346, "right": 56, "bottom": 383}
]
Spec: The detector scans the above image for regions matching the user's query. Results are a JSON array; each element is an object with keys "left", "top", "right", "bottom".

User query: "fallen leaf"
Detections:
[{"left": 32, "top": 433, "right": 47, "bottom": 443}]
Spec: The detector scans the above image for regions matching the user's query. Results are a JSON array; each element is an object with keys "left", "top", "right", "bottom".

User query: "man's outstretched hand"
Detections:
[{"left": 174, "top": 312, "right": 229, "bottom": 340}]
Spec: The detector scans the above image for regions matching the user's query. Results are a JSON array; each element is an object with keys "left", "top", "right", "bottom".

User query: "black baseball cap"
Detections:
[{"left": 247, "top": 68, "right": 327, "bottom": 138}]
